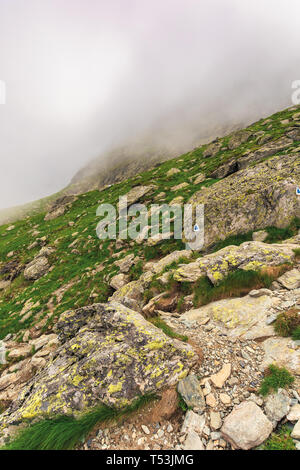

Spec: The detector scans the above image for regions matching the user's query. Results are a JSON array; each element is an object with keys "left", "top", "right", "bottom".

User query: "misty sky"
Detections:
[{"left": 0, "top": 0, "right": 300, "bottom": 209}]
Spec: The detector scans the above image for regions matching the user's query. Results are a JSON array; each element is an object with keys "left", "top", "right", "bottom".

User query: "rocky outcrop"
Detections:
[
  {"left": 173, "top": 241, "right": 297, "bottom": 284},
  {"left": 0, "top": 302, "right": 196, "bottom": 427},
  {"left": 181, "top": 294, "right": 279, "bottom": 340},
  {"left": 188, "top": 153, "right": 300, "bottom": 250},
  {"left": 44, "top": 196, "right": 77, "bottom": 221}
]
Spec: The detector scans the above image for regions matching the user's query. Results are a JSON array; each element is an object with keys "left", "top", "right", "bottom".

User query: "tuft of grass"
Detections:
[
  {"left": 177, "top": 392, "right": 192, "bottom": 412},
  {"left": 212, "top": 232, "right": 253, "bottom": 252},
  {"left": 259, "top": 364, "right": 294, "bottom": 397},
  {"left": 292, "top": 326, "right": 300, "bottom": 341},
  {"left": 274, "top": 309, "right": 300, "bottom": 337},
  {"left": 149, "top": 316, "right": 188, "bottom": 342},
  {"left": 293, "top": 248, "right": 300, "bottom": 260},
  {"left": 265, "top": 217, "right": 300, "bottom": 243},
  {"left": 2, "top": 394, "right": 156, "bottom": 450},
  {"left": 261, "top": 425, "right": 296, "bottom": 450},
  {"left": 193, "top": 268, "right": 286, "bottom": 308}
]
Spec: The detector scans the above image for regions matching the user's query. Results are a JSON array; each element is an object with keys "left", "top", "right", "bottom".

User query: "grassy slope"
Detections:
[{"left": 0, "top": 105, "right": 299, "bottom": 341}]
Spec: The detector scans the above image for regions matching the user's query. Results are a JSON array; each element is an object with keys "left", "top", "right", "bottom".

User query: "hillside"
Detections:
[{"left": 0, "top": 105, "right": 299, "bottom": 451}]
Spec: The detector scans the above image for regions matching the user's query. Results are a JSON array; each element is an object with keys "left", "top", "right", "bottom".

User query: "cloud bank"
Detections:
[{"left": 0, "top": 0, "right": 300, "bottom": 208}]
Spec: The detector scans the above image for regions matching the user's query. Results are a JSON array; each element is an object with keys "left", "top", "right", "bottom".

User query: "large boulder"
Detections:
[
  {"left": 221, "top": 401, "right": 273, "bottom": 450},
  {"left": 0, "top": 302, "right": 196, "bottom": 427},
  {"left": 187, "top": 153, "right": 300, "bottom": 250},
  {"left": 173, "top": 241, "right": 297, "bottom": 284}
]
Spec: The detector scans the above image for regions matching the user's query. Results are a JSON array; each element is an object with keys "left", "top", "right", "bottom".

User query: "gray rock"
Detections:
[
  {"left": 24, "top": 256, "right": 50, "bottom": 281},
  {"left": 184, "top": 430, "right": 205, "bottom": 450},
  {"left": 0, "top": 302, "right": 196, "bottom": 426},
  {"left": 177, "top": 375, "right": 205, "bottom": 412},
  {"left": 291, "top": 420, "right": 300, "bottom": 439},
  {"left": 252, "top": 231, "right": 268, "bottom": 242},
  {"left": 221, "top": 401, "right": 273, "bottom": 450},
  {"left": 181, "top": 410, "right": 205, "bottom": 435},
  {"left": 277, "top": 269, "right": 300, "bottom": 290},
  {"left": 109, "top": 273, "right": 129, "bottom": 290},
  {"left": 228, "top": 130, "right": 252, "bottom": 150},
  {"left": 203, "top": 141, "right": 222, "bottom": 158},
  {"left": 264, "top": 390, "right": 291, "bottom": 425},
  {"left": 210, "top": 411, "right": 222, "bottom": 430},
  {"left": 287, "top": 404, "right": 300, "bottom": 422}
]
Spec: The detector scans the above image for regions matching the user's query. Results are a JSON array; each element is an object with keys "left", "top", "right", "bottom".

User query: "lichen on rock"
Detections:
[{"left": 0, "top": 302, "right": 196, "bottom": 428}]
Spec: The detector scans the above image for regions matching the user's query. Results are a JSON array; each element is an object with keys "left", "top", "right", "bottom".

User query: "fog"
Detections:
[{"left": 0, "top": 0, "right": 300, "bottom": 209}]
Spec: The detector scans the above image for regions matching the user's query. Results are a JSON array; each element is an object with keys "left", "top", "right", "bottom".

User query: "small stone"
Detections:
[
  {"left": 287, "top": 404, "right": 300, "bottom": 422},
  {"left": 291, "top": 420, "right": 300, "bottom": 439},
  {"left": 184, "top": 431, "right": 204, "bottom": 450},
  {"left": 206, "top": 439, "right": 214, "bottom": 450},
  {"left": 210, "top": 411, "right": 222, "bottom": 430},
  {"left": 181, "top": 410, "right": 206, "bottom": 435},
  {"left": 252, "top": 231, "right": 268, "bottom": 242},
  {"left": 210, "top": 363, "right": 231, "bottom": 388},
  {"left": 206, "top": 393, "right": 217, "bottom": 408},
  {"left": 211, "top": 432, "right": 221, "bottom": 441},
  {"left": 219, "top": 393, "right": 231, "bottom": 405},
  {"left": 141, "top": 425, "right": 150, "bottom": 435},
  {"left": 167, "top": 424, "right": 173, "bottom": 433}
]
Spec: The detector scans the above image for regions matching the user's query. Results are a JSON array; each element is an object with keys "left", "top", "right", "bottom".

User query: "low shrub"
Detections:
[{"left": 259, "top": 364, "right": 294, "bottom": 396}]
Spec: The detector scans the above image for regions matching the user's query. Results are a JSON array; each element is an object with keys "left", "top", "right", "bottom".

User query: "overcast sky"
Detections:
[{"left": 0, "top": 0, "right": 300, "bottom": 209}]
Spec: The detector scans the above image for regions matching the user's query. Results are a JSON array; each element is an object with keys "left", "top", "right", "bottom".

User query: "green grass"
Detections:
[
  {"left": 259, "top": 364, "right": 295, "bottom": 397},
  {"left": 293, "top": 248, "right": 300, "bottom": 259},
  {"left": 149, "top": 316, "right": 188, "bottom": 342},
  {"left": 212, "top": 232, "right": 253, "bottom": 252},
  {"left": 261, "top": 426, "right": 296, "bottom": 450},
  {"left": 211, "top": 217, "right": 300, "bottom": 252},
  {"left": 193, "top": 268, "right": 284, "bottom": 308},
  {"left": 264, "top": 218, "right": 300, "bottom": 243},
  {"left": 292, "top": 326, "right": 300, "bottom": 341},
  {"left": 274, "top": 309, "right": 300, "bottom": 337},
  {"left": 177, "top": 392, "right": 191, "bottom": 412},
  {"left": 2, "top": 394, "right": 156, "bottom": 450}
]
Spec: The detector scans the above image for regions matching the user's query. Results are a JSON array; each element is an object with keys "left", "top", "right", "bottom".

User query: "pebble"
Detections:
[{"left": 141, "top": 425, "right": 150, "bottom": 435}]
